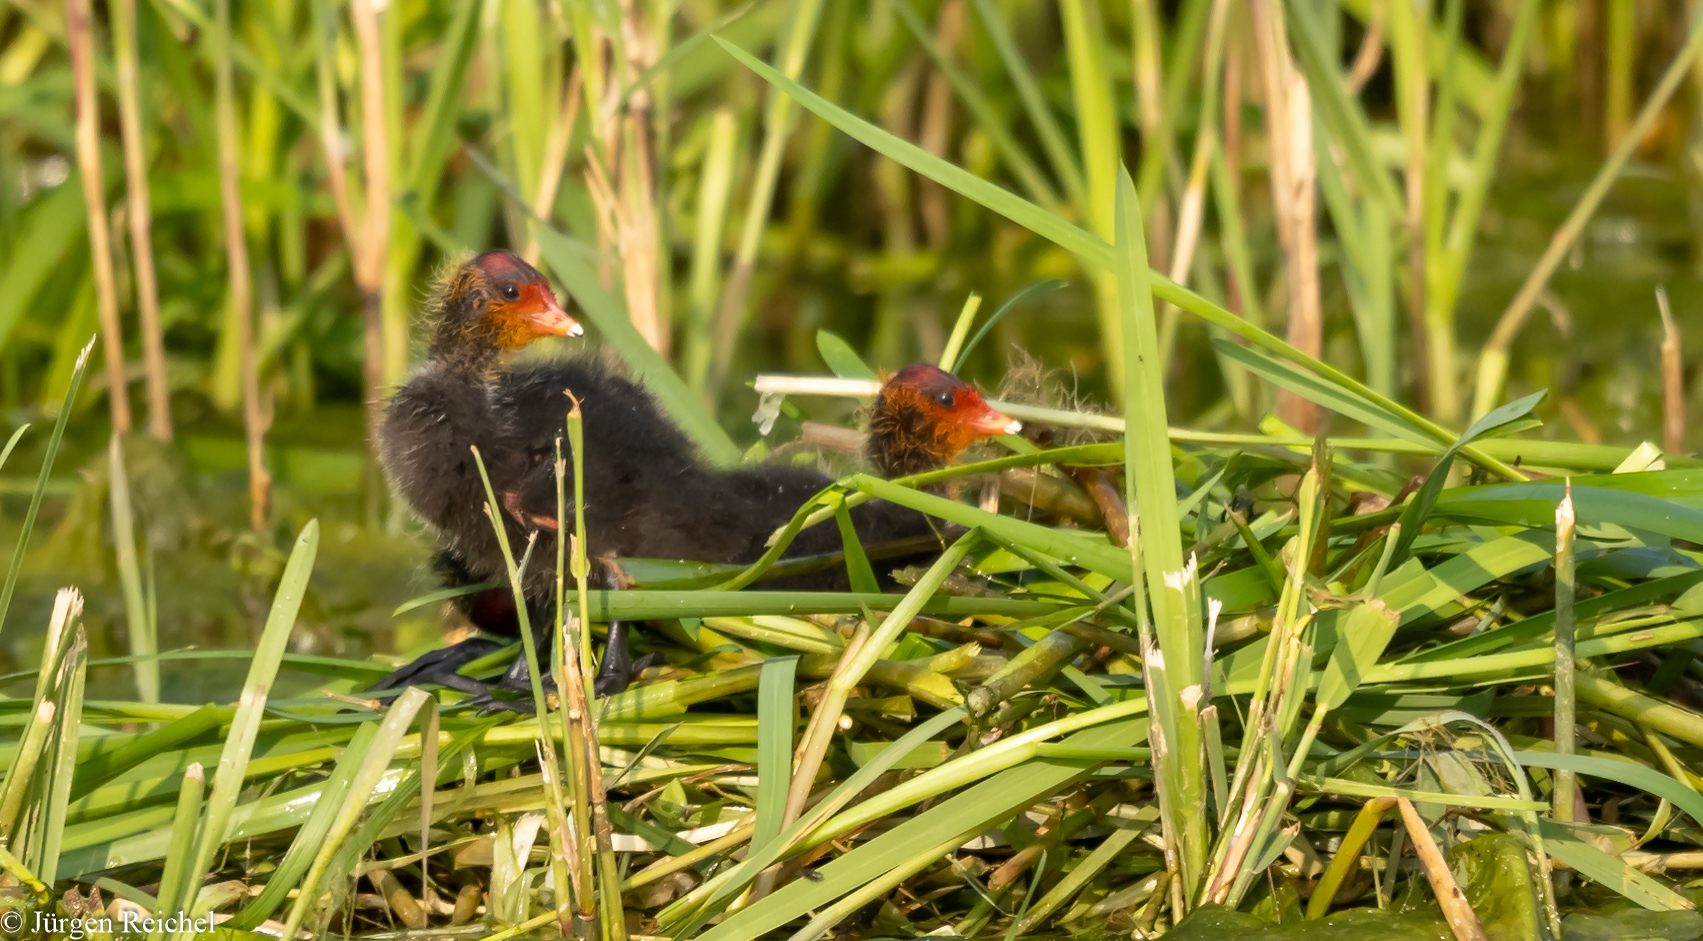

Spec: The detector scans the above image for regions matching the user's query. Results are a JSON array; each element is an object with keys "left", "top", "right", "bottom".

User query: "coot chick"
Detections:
[{"left": 373, "top": 252, "right": 1016, "bottom": 703}]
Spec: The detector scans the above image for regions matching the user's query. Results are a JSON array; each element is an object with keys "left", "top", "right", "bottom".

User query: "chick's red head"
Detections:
[
  {"left": 870, "top": 364, "right": 1021, "bottom": 476},
  {"left": 466, "top": 250, "right": 582, "bottom": 349}
]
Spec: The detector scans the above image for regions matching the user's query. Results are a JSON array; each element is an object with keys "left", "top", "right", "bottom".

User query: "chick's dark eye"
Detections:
[
  {"left": 935, "top": 392, "right": 955, "bottom": 408},
  {"left": 500, "top": 284, "right": 520, "bottom": 301}
]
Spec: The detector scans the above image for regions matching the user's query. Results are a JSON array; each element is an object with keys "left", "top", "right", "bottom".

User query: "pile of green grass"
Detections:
[{"left": 4, "top": 221, "right": 1703, "bottom": 940}]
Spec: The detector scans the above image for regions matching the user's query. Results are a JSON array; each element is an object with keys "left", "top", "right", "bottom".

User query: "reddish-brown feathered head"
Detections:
[
  {"left": 431, "top": 251, "right": 581, "bottom": 369},
  {"left": 866, "top": 364, "right": 1021, "bottom": 477}
]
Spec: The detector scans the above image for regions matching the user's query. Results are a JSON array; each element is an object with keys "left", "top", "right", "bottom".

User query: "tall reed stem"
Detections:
[
  {"left": 213, "top": 0, "right": 268, "bottom": 529},
  {"left": 109, "top": 0, "right": 171, "bottom": 440},
  {"left": 1250, "top": 0, "right": 1320, "bottom": 432},
  {"left": 1059, "top": 0, "right": 1124, "bottom": 398},
  {"left": 66, "top": 0, "right": 132, "bottom": 433},
  {"left": 1553, "top": 480, "right": 1577, "bottom": 823},
  {"left": 1389, "top": 0, "right": 1436, "bottom": 419},
  {"left": 352, "top": 0, "right": 391, "bottom": 447},
  {"left": 1657, "top": 287, "right": 1686, "bottom": 456}
]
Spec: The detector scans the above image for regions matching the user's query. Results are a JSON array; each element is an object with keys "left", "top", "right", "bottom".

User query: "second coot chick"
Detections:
[{"left": 374, "top": 251, "right": 1018, "bottom": 703}]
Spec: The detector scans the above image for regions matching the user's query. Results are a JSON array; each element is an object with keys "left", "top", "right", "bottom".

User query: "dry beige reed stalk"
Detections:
[
  {"left": 1250, "top": 0, "right": 1321, "bottom": 433},
  {"left": 66, "top": 0, "right": 132, "bottom": 434}
]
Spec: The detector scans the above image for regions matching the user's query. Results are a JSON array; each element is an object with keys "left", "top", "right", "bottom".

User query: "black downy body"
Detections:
[{"left": 373, "top": 255, "right": 951, "bottom": 704}]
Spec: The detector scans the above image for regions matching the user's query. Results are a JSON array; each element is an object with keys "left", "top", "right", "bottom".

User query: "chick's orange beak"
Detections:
[
  {"left": 524, "top": 289, "right": 584, "bottom": 338},
  {"left": 964, "top": 400, "right": 1022, "bottom": 438}
]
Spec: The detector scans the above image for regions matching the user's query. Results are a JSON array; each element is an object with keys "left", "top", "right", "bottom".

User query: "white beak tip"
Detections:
[{"left": 1003, "top": 419, "right": 1023, "bottom": 435}]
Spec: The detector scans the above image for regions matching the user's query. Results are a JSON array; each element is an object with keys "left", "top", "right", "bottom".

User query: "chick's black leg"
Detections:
[
  {"left": 367, "top": 637, "right": 508, "bottom": 698},
  {"left": 594, "top": 621, "right": 633, "bottom": 697}
]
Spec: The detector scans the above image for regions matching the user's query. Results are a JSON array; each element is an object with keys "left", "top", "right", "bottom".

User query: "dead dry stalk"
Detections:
[
  {"left": 351, "top": 0, "right": 391, "bottom": 447},
  {"left": 1250, "top": 0, "right": 1320, "bottom": 432},
  {"left": 66, "top": 0, "right": 132, "bottom": 433},
  {"left": 110, "top": 0, "right": 170, "bottom": 439},
  {"left": 213, "top": 0, "right": 268, "bottom": 529},
  {"left": 918, "top": 0, "right": 966, "bottom": 249},
  {"left": 1395, "top": 797, "right": 1487, "bottom": 941},
  {"left": 1657, "top": 287, "right": 1686, "bottom": 455}
]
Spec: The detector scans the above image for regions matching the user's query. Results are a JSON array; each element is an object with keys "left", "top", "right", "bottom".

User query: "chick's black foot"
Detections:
[
  {"left": 463, "top": 651, "right": 559, "bottom": 713},
  {"left": 463, "top": 622, "right": 656, "bottom": 710},
  {"left": 367, "top": 638, "right": 509, "bottom": 697},
  {"left": 593, "top": 621, "right": 634, "bottom": 697}
]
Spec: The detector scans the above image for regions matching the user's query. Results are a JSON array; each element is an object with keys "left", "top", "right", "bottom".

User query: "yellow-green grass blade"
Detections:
[
  {"left": 1058, "top": 0, "right": 1124, "bottom": 392},
  {"left": 0, "top": 649, "right": 393, "bottom": 691},
  {"left": 1515, "top": 751, "right": 1703, "bottom": 830},
  {"left": 224, "top": 720, "right": 383, "bottom": 928},
  {"left": 1385, "top": 390, "right": 1548, "bottom": 567},
  {"left": 684, "top": 107, "right": 744, "bottom": 394},
  {"left": 499, "top": 0, "right": 546, "bottom": 201},
  {"left": 1361, "top": 619, "right": 1703, "bottom": 687},
  {"left": 1295, "top": 777, "right": 1545, "bottom": 813},
  {"left": 68, "top": 704, "right": 225, "bottom": 801},
  {"left": 0, "top": 426, "right": 26, "bottom": 475},
  {"left": 1428, "top": 481, "right": 1703, "bottom": 543},
  {"left": 662, "top": 708, "right": 968, "bottom": 933},
  {"left": 951, "top": 279, "right": 1067, "bottom": 374},
  {"left": 1403, "top": 571, "right": 1703, "bottom": 663},
  {"left": 586, "top": 587, "right": 1060, "bottom": 620},
  {"left": 815, "top": 330, "right": 877, "bottom": 380},
  {"left": 109, "top": 434, "right": 156, "bottom": 704},
  {"left": 147, "top": 763, "right": 202, "bottom": 941},
  {"left": 278, "top": 688, "right": 433, "bottom": 940},
  {"left": 699, "top": 713, "right": 1149, "bottom": 941},
  {"left": 392, "top": 579, "right": 501, "bottom": 617},
  {"left": 1315, "top": 601, "right": 1401, "bottom": 714},
  {"left": 30, "top": 630, "right": 85, "bottom": 884},
  {"left": 330, "top": 716, "right": 504, "bottom": 876},
  {"left": 1378, "top": 531, "right": 1550, "bottom": 627},
  {"left": 848, "top": 475, "right": 1127, "bottom": 579},
  {"left": 0, "top": 337, "right": 92, "bottom": 642},
  {"left": 831, "top": 498, "right": 879, "bottom": 593},
  {"left": 469, "top": 445, "right": 550, "bottom": 717},
  {"left": 1535, "top": 819, "right": 1690, "bottom": 912},
  {"left": 752, "top": 655, "right": 799, "bottom": 857},
  {"left": 1211, "top": 338, "right": 1432, "bottom": 444},
  {"left": 178, "top": 520, "right": 318, "bottom": 906},
  {"left": 1114, "top": 163, "right": 1207, "bottom": 896}
]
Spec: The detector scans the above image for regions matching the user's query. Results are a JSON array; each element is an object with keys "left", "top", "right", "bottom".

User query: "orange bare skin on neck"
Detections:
[{"left": 430, "top": 251, "right": 582, "bottom": 374}]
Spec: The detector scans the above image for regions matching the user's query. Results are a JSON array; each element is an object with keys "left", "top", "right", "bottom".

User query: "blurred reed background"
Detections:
[
  {"left": 5, "top": 3, "right": 1703, "bottom": 936},
  {"left": 0, "top": 0, "right": 1698, "bottom": 670}
]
